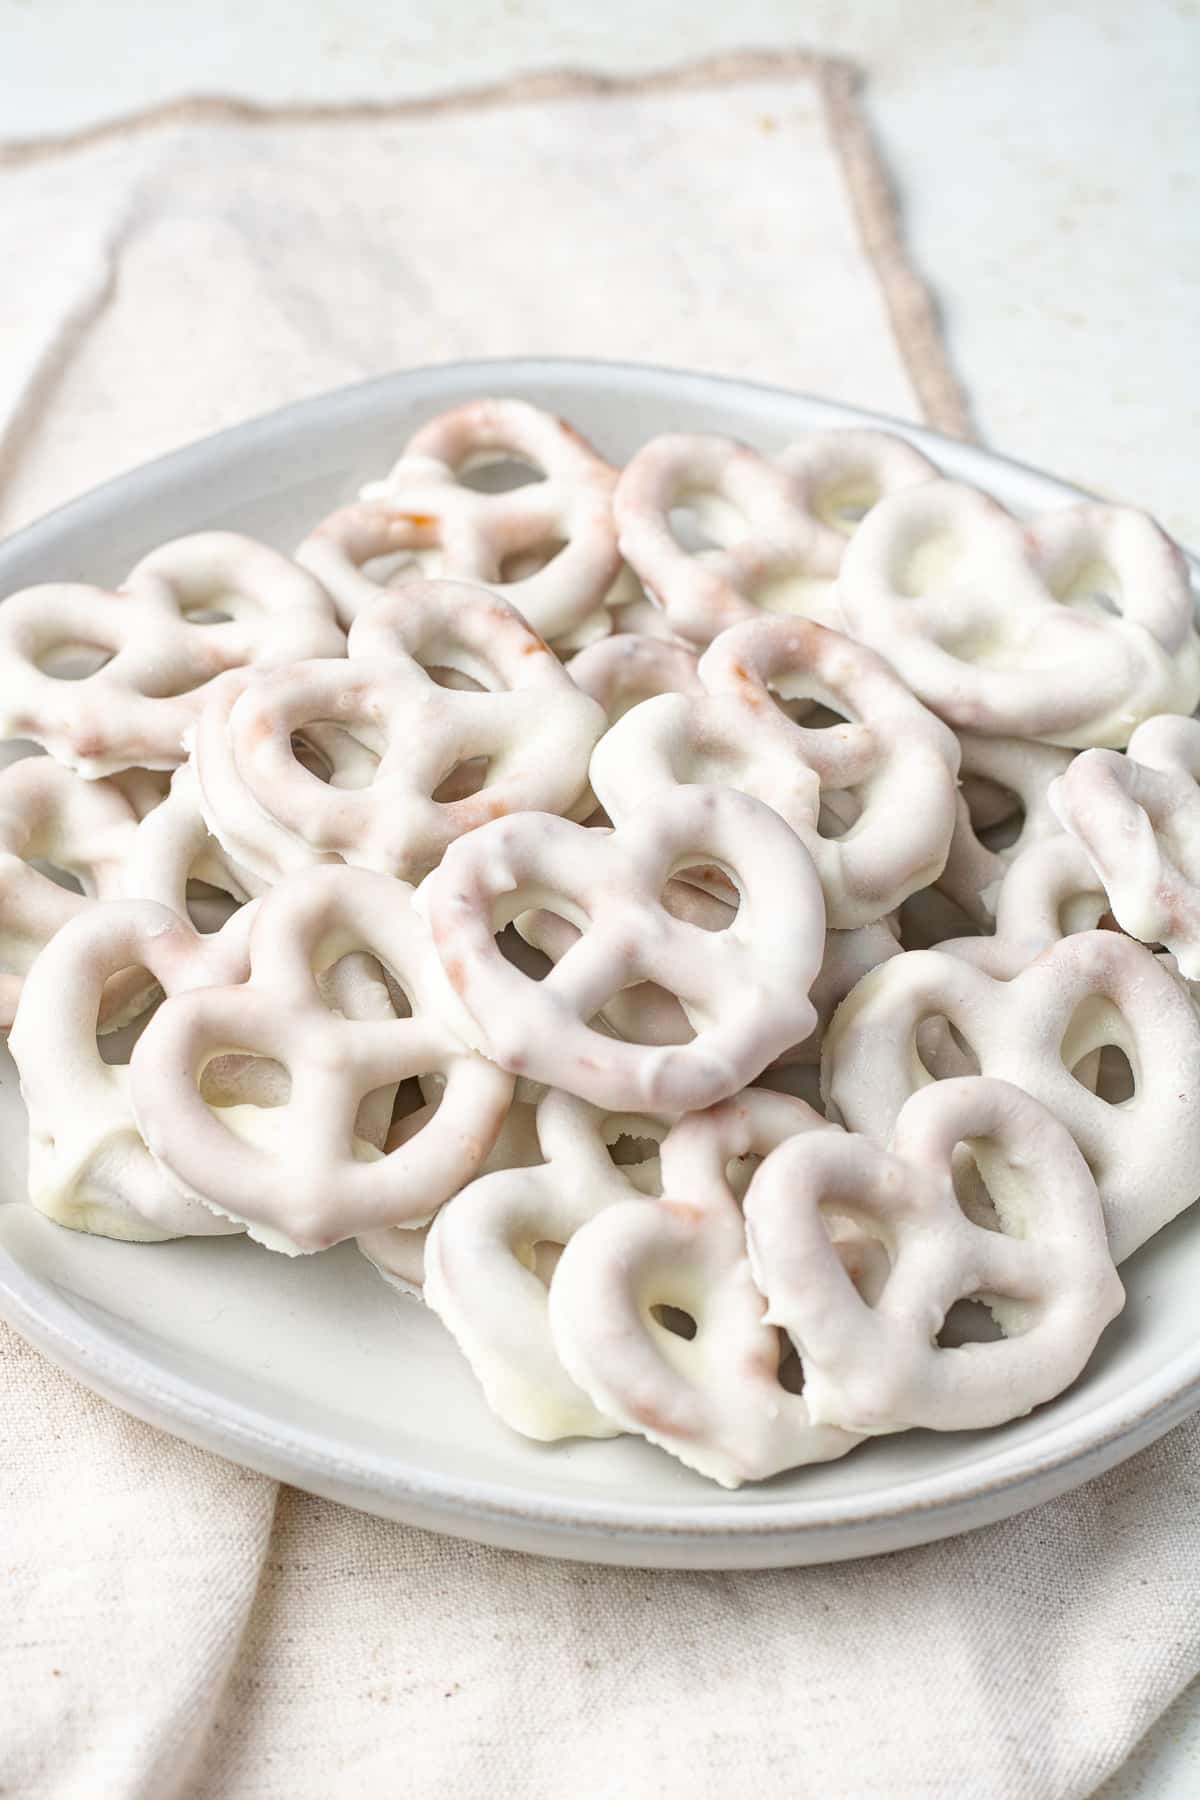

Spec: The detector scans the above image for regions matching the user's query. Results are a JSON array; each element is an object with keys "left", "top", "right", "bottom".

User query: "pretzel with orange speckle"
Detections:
[
  {"left": 192, "top": 579, "right": 605, "bottom": 886},
  {"left": 297, "top": 398, "right": 624, "bottom": 646}
]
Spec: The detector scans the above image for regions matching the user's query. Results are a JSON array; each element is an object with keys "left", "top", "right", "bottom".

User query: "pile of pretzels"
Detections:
[{"left": 4, "top": 396, "right": 1199, "bottom": 1488}]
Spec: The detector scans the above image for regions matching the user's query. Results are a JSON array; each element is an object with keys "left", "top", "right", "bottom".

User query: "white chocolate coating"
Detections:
[
  {"left": 936, "top": 733, "right": 1075, "bottom": 924},
  {"left": 821, "top": 931, "right": 1200, "bottom": 1262},
  {"left": 192, "top": 580, "right": 605, "bottom": 887},
  {"left": 835, "top": 481, "right": 1200, "bottom": 746},
  {"left": 614, "top": 429, "right": 936, "bottom": 646},
  {"left": 9, "top": 900, "right": 258, "bottom": 1241},
  {"left": 590, "top": 617, "right": 960, "bottom": 929},
  {"left": 0, "top": 756, "right": 153, "bottom": 1029},
  {"left": 568, "top": 632, "right": 702, "bottom": 723},
  {"left": 424, "top": 1090, "right": 672, "bottom": 1439},
  {"left": 1049, "top": 713, "right": 1200, "bottom": 980},
  {"left": 0, "top": 534, "right": 344, "bottom": 776},
  {"left": 297, "top": 398, "right": 623, "bottom": 646},
  {"left": 517, "top": 880, "right": 898, "bottom": 1067},
  {"left": 937, "top": 834, "right": 1107, "bottom": 979},
  {"left": 548, "top": 1088, "right": 863, "bottom": 1485},
  {"left": 120, "top": 761, "right": 264, "bottom": 922},
  {"left": 128, "top": 865, "right": 514, "bottom": 1251},
  {"left": 744, "top": 1078, "right": 1123, "bottom": 1433},
  {"left": 417, "top": 785, "right": 826, "bottom": 1113}
]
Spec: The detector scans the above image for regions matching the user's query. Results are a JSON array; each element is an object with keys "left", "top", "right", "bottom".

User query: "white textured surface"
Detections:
[{"left": 3, "top": 0, "right": 1197, "bottom": 542}]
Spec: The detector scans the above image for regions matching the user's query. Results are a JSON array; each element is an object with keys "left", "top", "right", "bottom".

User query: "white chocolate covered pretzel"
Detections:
[
  {"left": 0, "top": 756, "right": 156, "bottom": 1029},
  {"left": 192, "top": 581, "right": 605, "bottom": 885},
  {"left": 937, "top": 834, "right": 1107, "bottom": 979},
  {"left": 358, "top": 1098, "right": 543, "bottom": 1297},
  {"left": 128, "top": 865, "right": 514, "bottom": 1252},
  {"left": 835, "top": 482, "right": 1200, "bottom": 746},
  {"left": 518, "top": 880, "right": 899, "bottom": 1066},
  {"left": 614, "top": 429, "right": 936, "bottom": 646},
  {"left": 1049, "top": 714, "right": 1200, "bottom": 979},
  {"left": 548, "top": 1089, "right": 867, "bottom": 1485},
  {"left": 120, "top": 761, "right": 264, "bottom": 923},
  {"left": 744, "top": 1078, "right": 1123, "bottom": 1434},
  {"left": 0, "top": 534, "right": 344, "bottom": 776},
  {"left": 567, "top": 632, "right": 702, "bottom": 723},
  {"left": 9, "top": 900, "right": 258, "bottom": 1241},
  {"left": 424, "top": 1089, "right": 672, "bottom": 1439},
  {"left": 821, "top": 930, "right": 1200, "bottom": 1261},
  {"left": 297, "top": 399, "right": 623, "bottom": 646},
  {"left": 418, "top": 785, "right": 826, "bottom": 1112},
  {"left": 936, "top": 734, "right": 1075, "bottom": 924},
  {"left": 590, "top": 617, "right": 960, "bottom": 929}
]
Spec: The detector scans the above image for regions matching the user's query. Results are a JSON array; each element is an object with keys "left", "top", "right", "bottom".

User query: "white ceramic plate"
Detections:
[{"left": 2, "top": 358, "right": 1198, "bottom": 1570}]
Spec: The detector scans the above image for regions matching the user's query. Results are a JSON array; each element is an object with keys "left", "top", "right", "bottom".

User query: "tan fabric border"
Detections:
[{"left": 0, "top": 47, "right": 973, "bottom": 441}]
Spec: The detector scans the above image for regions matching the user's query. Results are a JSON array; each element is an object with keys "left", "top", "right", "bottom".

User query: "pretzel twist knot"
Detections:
[
  {"left": 821, "top": 930, "right": 1200, "bottom": 1262},
  {"left": 9, "top": 900, "right": 258, "bottom": 1241},
  {"left": 424, "top": 1089, "right": 674, "bottom": 1440},
  {"left": 588, "top": 616, "right": 961, "bottom": 928},
  {"left": 0, "top": 757, "right": 155, "bottom": 1027},
  {"left": 548, "top": 1089, "right": 867, "bottom": 1485},
  {"left": 743, "top": 1078, "right": 1123, "bottom": 1434},
  {"left": 0, "top": 534, "right": 344, "bottom": 776},
  {"left": 1049, "top": 714, "right": 1200, "bottom": 980},
  {"left": 128, "top": 866, "right": 514, "bottom": 1252},
  {"left": 192, "top": 579, "right": 606, "bottom": 885},
  {"left": 417, "top": 785, "right": 827, "bottom": 1113},
  {"left": 834, "top": 482, "right": 1200, "bottom": 745},
  {"left": 613, "top": 429, "right": 937, "bottom": 645},
  {"left": 297, "top": 399, "right": 624, "bottom": 646}
]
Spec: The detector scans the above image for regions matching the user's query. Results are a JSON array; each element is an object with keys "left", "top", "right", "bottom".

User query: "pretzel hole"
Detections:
[
  {"left": 425, "top": 666, "right": 486, "bottom": 693},
  {"left": 777, "top": 1332, "right": 806, "bottom": 1393},
  {"left": 1061, "top": 998, "right": 1137, "bottom": 1103},
  {"left": 816, "top": 789, "right": 861, "bottom": 841},
  {"left": 27, "top": 858, "right": 86, "bottom": 896},
  {"left": 961, "top": 773, "right": 1022, "bottom": 834},
  {"left": 915, "top": 1016, "right": 980, "bottom": 1081},
  {"left": 813, "top": 478, "right": 880, "bottom": 534},
  {"left": 666, "top": 867, "right": 740, "bottom": 926},
  {"left": 725, "top": 1153, "right": 763, "bottom": 1203},
  {"left": 457, "top": 456, "right": 543, "bottom": 493},
  {"left": 894, "top": 533, "right": 963, "bottom": 598},
  {"left": 432, "top": 757, "right": 491, "bottom": 803},
  {"left": 200, "top": 1053, "right": 291, "bottom": 1108},
  {"left": 498, "top": 539, "right": 568, "bottom": 583},
  {"left": 498, "top": 924, "right": 553, "bottom": 981},
  {"left": 951, "top": 1148, "right": 1002, "bottom": 1232},
  {"left": 34, "top": 642, "right": 114, "bottom": 680},
  {"left": 935, "top": 1297, "right": 1004, "bottom": 1348},
  {"left": 1053, "top": 559, "right": 1124, "bottom": 619},
  {"left": 650, "top": 1303, "right": 698, "bottom": 1340},
  {"left": 1096, "top": 1043, "right": 1136, "bottom": 1104},
  {"left": 182, "top": 606, "right": 233, "bottom": 625},
  {"left": 604, "top": 1117, "right": 666, "bottom": 1193},
  {"left": 184, "top": 879, "right": 242, "bottom": 935},
  {"left": 291, "top": 728, "right": 380, "bottom": 790},
  {"left": 977, "top": 807, "right": 1025, "bottom": 854},
  {"left": 96, "top": 980, "right": 161, "bottom": 1063},
  {"left": 667, "top": 502, "right": 732, "bottom": 555}
]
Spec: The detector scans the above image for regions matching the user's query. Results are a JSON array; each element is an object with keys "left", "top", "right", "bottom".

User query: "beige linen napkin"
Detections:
[{"left": 1, "top": 50, "right": 1191, "bottom": 1800}]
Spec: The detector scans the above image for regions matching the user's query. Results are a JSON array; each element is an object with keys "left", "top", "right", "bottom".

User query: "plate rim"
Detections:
[{"left": 2, "top": 354, "right": 1198, "bottom": 1562}]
